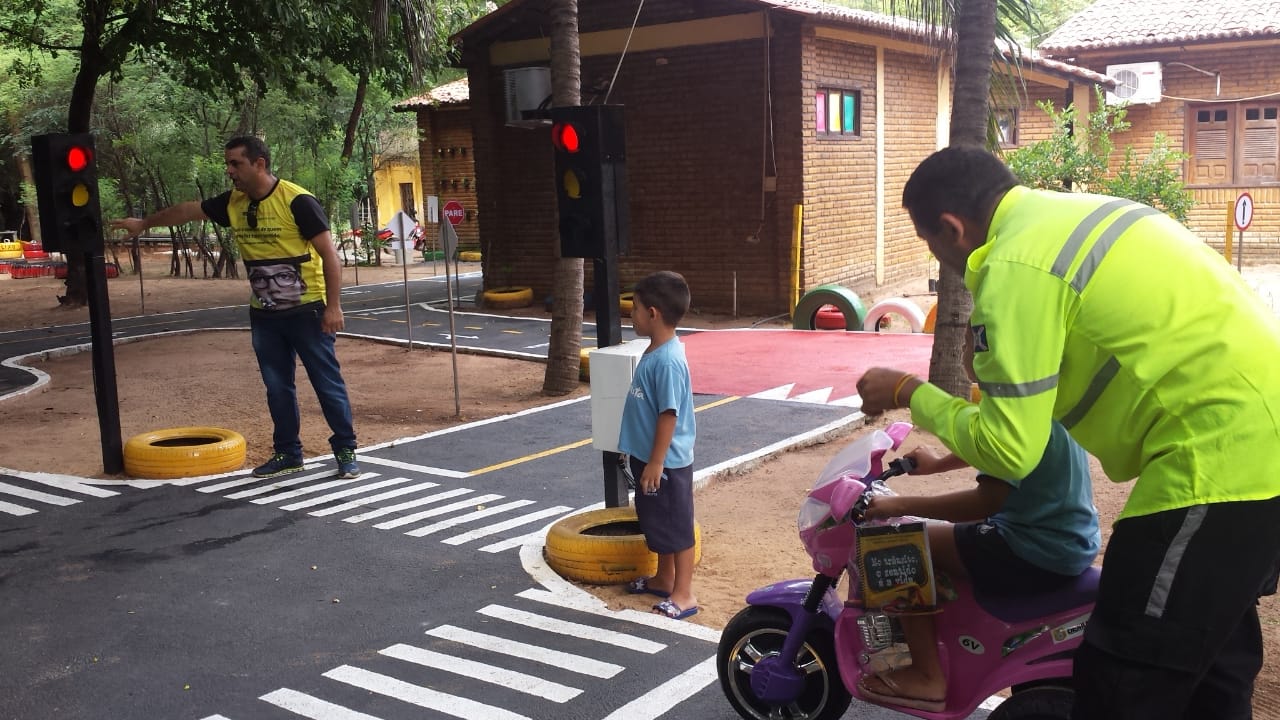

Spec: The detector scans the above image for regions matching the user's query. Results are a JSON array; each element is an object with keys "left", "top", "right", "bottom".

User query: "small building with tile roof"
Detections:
[
  {"left": 1041, "top": 0, "right": 1280, "bottom": 259},
  {"left": 427, "top": 0, "right": 1109, "bottom": 315},
  {"left": 396, "top": 78, "right": 481, "bottom": 253}
]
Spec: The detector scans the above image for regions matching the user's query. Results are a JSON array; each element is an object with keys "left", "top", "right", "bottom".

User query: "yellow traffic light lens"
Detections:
[
  {"left": 67, "top": 146, "right": 91, "bottom": 171},
  {"left": 71, "top": 183, "right": 90, "bottom": 207},
  {"left": 563, "top": 170, "right": 581, "bottom": 199}
]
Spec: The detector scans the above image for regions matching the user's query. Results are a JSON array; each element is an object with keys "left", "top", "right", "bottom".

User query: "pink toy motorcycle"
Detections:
[{"left": 716, "top": 422, "right": 1099, "bottom": 719}]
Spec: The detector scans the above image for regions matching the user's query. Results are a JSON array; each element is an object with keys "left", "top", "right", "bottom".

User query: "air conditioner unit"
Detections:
[
  {"left": 1105, "top": 62, "right": 1162, "bottom": 105},
  {"left": 503, "top": 67, "right": 551, "bottom": 128}
]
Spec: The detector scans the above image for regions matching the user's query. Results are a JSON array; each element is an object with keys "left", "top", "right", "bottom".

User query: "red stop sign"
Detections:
[{"left": 442, "top": 200, "right": 465, "bottom": 226}]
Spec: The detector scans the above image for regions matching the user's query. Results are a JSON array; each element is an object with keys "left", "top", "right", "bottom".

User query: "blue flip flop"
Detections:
[
  {"left": 626, "top": 577, "right": 670, "bottom": 598},
  {"left": 653, "top": 599, "right": 699, "bottom": 620}
]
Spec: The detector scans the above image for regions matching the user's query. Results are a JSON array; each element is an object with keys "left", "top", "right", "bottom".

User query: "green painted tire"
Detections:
[{"left": 793, "top": 284, "right": 867, "bottom": 331}]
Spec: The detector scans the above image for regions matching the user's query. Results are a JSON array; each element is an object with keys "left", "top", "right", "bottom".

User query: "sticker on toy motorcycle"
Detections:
[
  {"left": 1002, "top": 624, "right": 1048, "bottom": 656},
  {"left": 958, "top": 635, "right": 985, "bottom": 655},
  {"left": 855, "top": 521, "right": 936, "bottom": 612},
  {"left": 1051, "top": 612, "right": 1090, "bottom": 643}
]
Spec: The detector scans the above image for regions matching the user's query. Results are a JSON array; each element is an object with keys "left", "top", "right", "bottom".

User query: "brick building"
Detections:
[
  {"left": 395, "top": 78, "right": 481, "bottom": 253},
  {"left": 445, "top": 0, "right": 1106, "bottom": 315},
  {"left": 1041, "top": 0, "right": 1280, "bottom": 262}
]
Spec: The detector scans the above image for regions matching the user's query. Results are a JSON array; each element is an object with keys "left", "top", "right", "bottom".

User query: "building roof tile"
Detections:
[{"left": 1040, "top": 0, "right": 1280, "bottom": 53}]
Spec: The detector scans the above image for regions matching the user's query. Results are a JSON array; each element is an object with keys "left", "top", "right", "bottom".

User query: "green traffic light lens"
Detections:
[
  {"left": 563, "top": 170, "right": 581, "bottom": 199},
  {"left": 71, "top": 183, "right": 90, "bottom": 207}
]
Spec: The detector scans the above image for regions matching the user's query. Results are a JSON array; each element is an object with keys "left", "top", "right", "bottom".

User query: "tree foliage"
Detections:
[{"left": 1006, "top": 91, "right": 1194, "bottom": 222}]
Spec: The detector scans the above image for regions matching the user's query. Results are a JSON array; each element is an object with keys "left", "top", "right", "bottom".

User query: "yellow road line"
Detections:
[{"left": 467, "top": 395, "right": 740, "bottom": 475}]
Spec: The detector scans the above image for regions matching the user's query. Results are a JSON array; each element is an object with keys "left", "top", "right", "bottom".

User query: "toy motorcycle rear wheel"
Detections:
[
  {"left": 987, "top": 684, "right": 1073, "bottom": 720},
  {"left": 717, "top": 606, "right": 851, "bottom": 720}
]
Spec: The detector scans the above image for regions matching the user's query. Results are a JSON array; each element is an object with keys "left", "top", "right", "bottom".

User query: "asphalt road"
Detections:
[{"left": 0, "top": 272, "right": 987, "bottom": 720}]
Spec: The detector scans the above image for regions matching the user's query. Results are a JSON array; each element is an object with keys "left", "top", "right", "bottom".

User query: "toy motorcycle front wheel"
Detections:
[
  {"left": 987, "top": 685, "right": 1074, "bottom": 720},
  {"left": 717, "top": 606, "right": 851, "bottom": 720}
]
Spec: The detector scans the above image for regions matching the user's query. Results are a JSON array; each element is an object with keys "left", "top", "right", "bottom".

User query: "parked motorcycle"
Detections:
[{"left": 716, "top": 422, "right": 1099, "bottom": 719}]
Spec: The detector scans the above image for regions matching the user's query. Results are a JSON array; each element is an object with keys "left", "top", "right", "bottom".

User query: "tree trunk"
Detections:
[
  {"left": 342, "top": 69, "right": 370, "bottom": 162},
  {"left": 542, "top": 0, "right": 586, "bottom": 396},
  {"left": 927, "top": 0, "right": 998, "bottom": 397}
]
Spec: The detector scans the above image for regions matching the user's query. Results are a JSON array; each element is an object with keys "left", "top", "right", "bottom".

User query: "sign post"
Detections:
[
  {"left": 1234, "top": 192, "right": 1254, "bottom": 271},
  {"left": 442, "top": 201, "right": 464, "bottom": 303},
  {"left": 389, "top": 210, "right": 417, "bottom": 349}
]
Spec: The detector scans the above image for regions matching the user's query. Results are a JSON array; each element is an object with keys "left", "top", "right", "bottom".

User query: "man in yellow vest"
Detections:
[
  {"left": 112, "top": 136, "right": 359, "bottom": 480},
  {"left": 857, "top": 146, "right": 1280, "bottom": 719}
]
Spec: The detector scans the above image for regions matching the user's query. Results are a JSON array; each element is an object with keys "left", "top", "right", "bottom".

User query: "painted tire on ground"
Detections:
[
  {"left": 0, "top": 250, "right": 22, "bottom": 260},
  {"left": 545, "top": 506, "right": 702, "bottom": 585},
  {"left": 23, "top": 250, "right": 50, "bottom": 260},
  {"left": 580, "top": 347, "right": 593, "bottom": 381},
  {"left": 123, "top": 426, "right": 247, "bottom": 479},
  {"left": 0, "top": 241, "right": 22, "bottom": 253},
  {"left": 482, "top": 286, "right": 534, "bottom": 309},
  {"left": 792, "top": 284, "right": 867, "bottom": 331},
  {"left": 619, "top": 292, "right": 634, "bottom": 317},
  {"left": 458, "top": 250, "right": 482, "bottom": 263},
  {"left": 814, "top": 304, "right": 847, "bottom": 330},
  {"left": 862, "top": 297, "right": 926, "bottom": 333},
  {"left": 923, "top": 303, "right": 937, "bottom": 333}
]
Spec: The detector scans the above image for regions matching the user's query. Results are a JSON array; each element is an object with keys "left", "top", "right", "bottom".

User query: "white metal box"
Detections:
[{"left": 589, "top": 339, "right": 649, "bottom": 453}]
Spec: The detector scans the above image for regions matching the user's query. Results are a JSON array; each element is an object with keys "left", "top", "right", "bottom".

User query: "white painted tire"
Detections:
[{"left": 862, "top": 297, "right": 926, "bottom": 333}]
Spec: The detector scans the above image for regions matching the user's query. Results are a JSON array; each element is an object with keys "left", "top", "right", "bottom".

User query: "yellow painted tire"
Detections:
[
  {"left": 0, "top": 250, "right": 22, "bottom": 260},
  {"left": 619, "top": 292, "right": 634, "bottom": 317},
  {"left": 580, "top": 347, "right": 594, "bottom": 381},
  {"left": 123, "top": 426, "right": 247, "bottom": 479},
  {"left": 924, "top": 303, "right": 938, "bottom": 333},
  {"left": 458, "top": 250, "right": 482, "bottom": 263},
  {"left": 544, "top": 507, "right": 702, "bottom": 585},
  {"left": 482, "top": 286, "right": 534, "bottom": 309},
  {"left": 0, "top": 241, "right": 22, "bottom": 252}
]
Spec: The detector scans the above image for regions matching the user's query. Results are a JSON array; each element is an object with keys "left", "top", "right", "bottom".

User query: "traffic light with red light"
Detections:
[
  {"left": 548, "top": 105, "right": 628, "bottom": 259},
  {"left": 31, "top": 133, "right": 104, "bottom": 253}
]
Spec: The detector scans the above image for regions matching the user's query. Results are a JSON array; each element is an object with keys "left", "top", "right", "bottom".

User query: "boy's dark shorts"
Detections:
[
  {"left": 629, "top": 456, "right": 695, "bottom": 554},
  {"left": 954, "top": 520, "right": 1081, "bottom": 595}
]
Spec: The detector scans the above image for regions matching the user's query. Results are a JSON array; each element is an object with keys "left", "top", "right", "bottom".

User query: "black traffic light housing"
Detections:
[
  {"left": 31, "top": 132, "right": 104, "bottom": 253},
  {"left": 548, "top": 105, "right": 628, "bottom": 259}
]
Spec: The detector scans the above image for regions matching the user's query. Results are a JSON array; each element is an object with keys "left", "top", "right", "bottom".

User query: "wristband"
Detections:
[{"left": 892, "top": 373, "right": 917, "bottom": 408}]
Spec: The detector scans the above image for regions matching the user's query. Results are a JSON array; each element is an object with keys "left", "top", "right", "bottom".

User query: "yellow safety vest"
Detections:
[{"left": 911, "top": 186, "right": 1280, "bottom": 520}]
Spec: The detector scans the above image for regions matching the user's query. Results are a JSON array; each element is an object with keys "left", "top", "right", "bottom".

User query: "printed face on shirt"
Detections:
[{"left": 249, "top": 262, "right": 307, "bottom": 310}]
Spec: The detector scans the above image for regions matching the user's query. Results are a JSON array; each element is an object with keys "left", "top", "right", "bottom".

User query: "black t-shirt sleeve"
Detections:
[
  {"left": 290, "top": 194, "right": 330, "bottom": 241},
  {"left": 201, "top": 192, "right": 233, "bottom": 226}
]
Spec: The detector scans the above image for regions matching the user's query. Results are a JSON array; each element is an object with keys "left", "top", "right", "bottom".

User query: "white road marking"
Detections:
[
  {"left": 477, "top": 604, "right": 666, "bottom": 654},
  {"left": 307, "top": 481, "right": 441, "bottom": 517},
  {"left": 0, "top": 481, "right": 79, "bottom": 506},
  {"left": 379, "top": 643, "right": 581, "bottom": 702},
  {"left": 260, "top": 687, "right": 384, "bottom": 719},
  {"left": 424, "top": 624, "right": 624, "bottom": 678},
  {"left": 368, "top": 493, "right": 502, "bottom": 530},
  {"left": 279, "top": 476, "right": 416, "bottom": 511},
  {"left": 404, "top": 499, "right": 534, "bottom": 537},
  {"left": 442, "top": 506, "right": 572, "bottom": 545},
  {"left": 322, "top": 665, "right": 530, "bottom": 720}
]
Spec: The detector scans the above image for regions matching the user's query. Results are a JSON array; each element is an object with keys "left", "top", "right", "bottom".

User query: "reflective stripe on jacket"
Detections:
[{"left": 911, "top": 186, "right": 1280, "bottom": 520}]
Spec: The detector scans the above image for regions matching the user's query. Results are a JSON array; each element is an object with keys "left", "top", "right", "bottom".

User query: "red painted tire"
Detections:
[
  {"left": 814, "top": 304, "right": 846, "bottom": 330},
  {"left": 23, "top": 250, "right": 49, "bottom": 260}
]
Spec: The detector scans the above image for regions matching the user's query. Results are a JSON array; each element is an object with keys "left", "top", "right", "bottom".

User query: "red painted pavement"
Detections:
[{"left": 682, "top": 329, "right": 934, "bottom": 404}]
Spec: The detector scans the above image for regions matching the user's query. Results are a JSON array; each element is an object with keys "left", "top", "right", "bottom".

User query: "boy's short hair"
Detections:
[{"left": 633, "top": 271, "right": 690, "bottom": 327}]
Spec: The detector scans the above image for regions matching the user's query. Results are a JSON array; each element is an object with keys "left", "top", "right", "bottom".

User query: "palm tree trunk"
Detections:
[
  {"left": 928, "top": 0, "right": 998, "bottom": 397},
  {"left": 542, "top": 0, "right": 586, "bottom": 396}
]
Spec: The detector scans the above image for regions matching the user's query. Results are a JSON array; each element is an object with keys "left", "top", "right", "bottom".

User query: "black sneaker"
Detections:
[
  {"left": 252, "top": 452, "right": 304, "bottom": 478},
  {"left": 335, "top": 448, "right": 360, "bottom": 479}
]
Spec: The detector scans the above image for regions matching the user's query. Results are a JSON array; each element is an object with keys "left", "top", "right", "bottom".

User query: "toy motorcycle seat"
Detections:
[{"left": 973, "top": 565, "right": 1100, "bottom": 624}]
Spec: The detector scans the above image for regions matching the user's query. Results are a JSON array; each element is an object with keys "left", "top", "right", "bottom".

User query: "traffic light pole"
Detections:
[
  {"left": 82, "top": 245, "right": 124, "bottom": 474},
  {"left": 595, "top": 241, "right": 627, "bottom": 507}
]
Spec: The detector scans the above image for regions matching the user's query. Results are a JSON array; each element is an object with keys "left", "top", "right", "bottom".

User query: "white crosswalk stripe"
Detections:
[
  {"left": 323, "top": 665, "right": 530, "bottom": 720},
  {"left": 214, "top": 595, "right": 703, "bottom": 720},
  {"left": 0, "top": 476, "right": 119, "bottom": 517},
  {"left": 180, "top": 469, "right": 575, "bottom": 554}
]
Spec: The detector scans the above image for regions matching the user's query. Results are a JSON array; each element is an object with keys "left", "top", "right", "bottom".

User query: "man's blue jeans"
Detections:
[{"left": 250, "top": 303, "right": 356, "bottom": 458}]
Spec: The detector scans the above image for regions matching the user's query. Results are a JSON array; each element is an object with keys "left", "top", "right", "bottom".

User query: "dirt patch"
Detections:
[{"left": 0, "top": 252, "right": 1276, "bottom": 712}]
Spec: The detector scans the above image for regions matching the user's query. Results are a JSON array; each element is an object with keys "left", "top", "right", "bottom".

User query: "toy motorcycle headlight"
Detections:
[{"left": 797, "top": 497, "right": 833, "bottom": 533}]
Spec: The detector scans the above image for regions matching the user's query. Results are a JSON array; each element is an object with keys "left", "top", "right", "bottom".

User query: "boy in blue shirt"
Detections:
[{"left": 618, "top": 271, "right": 698, "bottom": 620}]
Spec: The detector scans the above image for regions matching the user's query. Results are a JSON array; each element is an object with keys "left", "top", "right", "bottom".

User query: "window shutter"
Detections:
[
  {"left": 1191, "top": 107, "right": 1232, "bottom": 184},
  {"left": 1239, "top": 105, "right": 1279, "bottom": 183}
]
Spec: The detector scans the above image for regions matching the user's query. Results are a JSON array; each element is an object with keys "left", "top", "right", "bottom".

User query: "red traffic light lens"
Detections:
[
  {"left": 552, "top": 123, "right": 580, "bottom": 153},
  {"left": 66, "top": 146, "right": 91, "bottom": 172}
]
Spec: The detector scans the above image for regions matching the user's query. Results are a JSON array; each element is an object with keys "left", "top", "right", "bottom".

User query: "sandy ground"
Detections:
[{"left": 1, "top": 252, "right": 1278, "bottom": 715}]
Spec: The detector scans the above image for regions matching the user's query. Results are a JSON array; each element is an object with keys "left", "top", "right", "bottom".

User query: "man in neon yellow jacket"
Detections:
[{"left": 857, "top": 146, "right": 1280, "bottom": 719}]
